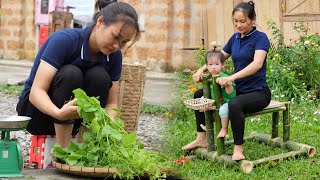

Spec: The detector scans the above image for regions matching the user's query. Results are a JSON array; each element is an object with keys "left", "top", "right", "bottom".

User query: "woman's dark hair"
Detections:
[
  {"left": 205, "top": 46, "right": 225, "bottom": 64},
  {"left": 232, "top": 1, "right": 256, "bottom": 20},
  {"left": 94, "top": 2, "right": 140, "bottom": 50},
  {"left": 93, "top": 0, "right": 117, "bottom": 22},
  {"left": 95, "top": 0, "right": 117, "bottom": 12}
]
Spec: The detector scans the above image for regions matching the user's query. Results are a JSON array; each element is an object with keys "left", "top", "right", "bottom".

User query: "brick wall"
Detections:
[
  {"left": 122, "top": 0, "right": 202, "bottom": 72},
  {"left": 0, "top": 0, "right": 36, "bottom": 60}
]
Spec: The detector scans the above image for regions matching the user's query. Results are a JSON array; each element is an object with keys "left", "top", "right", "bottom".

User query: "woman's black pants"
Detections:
[
  {"left": 194, "top": 87, "right": 271, "bottom": 145},
  {"left": 16, "top": 65, "right": 112, "bottom": 135}
]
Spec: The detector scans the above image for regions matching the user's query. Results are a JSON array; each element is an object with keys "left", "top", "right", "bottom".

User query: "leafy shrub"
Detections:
[{"left": 267, "top": 19, "right": 320, "bottom": 101}]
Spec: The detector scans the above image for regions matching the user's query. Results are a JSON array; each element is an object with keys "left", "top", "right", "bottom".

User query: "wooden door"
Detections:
[
  {"left": 49, "top": 11, "right": 73, "bottom": 35},
  {"left": 206, "top": 0, "right": 240, "bottom": 50},
  {"left": 281, "top": 0, "right": 320, "bottom": 44}
]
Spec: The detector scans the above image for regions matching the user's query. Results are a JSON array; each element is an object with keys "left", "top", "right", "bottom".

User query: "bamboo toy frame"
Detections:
[{"left": 185, "top": 75, "right": 316, "bottom": 173}]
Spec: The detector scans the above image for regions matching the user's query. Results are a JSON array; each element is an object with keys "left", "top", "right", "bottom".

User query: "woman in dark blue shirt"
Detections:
[
  {"left": 184, "top": 1, "right": 271, "bottom": 161},
  {"left": 16, "top": 2, "right": 140, "bottom": 147}
]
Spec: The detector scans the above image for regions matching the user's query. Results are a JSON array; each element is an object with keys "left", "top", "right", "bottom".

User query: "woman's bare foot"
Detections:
[
  {"left": 232, "top": 145, "right": 245, "bottom": 161},
  {"left": 182, "top": 139, "right": 207, "bottom": 150},
  {"left": 217, "top": 128, "right": 228, "bottom": 138}
]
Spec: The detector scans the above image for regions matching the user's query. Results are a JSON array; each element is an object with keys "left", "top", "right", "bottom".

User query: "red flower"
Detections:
[
  {"left": 180, "top": 156, "right": 188, "bottom": 164},
  {"left": 176, "top": 156, "right": 188, "bottom": 165},
  {"left": 315, "top": 32, "right": 319, "bottom": 34}
]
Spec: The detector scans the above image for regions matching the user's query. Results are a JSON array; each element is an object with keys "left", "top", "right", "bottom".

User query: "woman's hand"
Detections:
[
  {"left": 216, "top": 76, "right": 234, "bottom": 88},
  {"left": 192, "top": 65, "right": 207, "bottom": 83},
  {"left": 56, "top": 99, "right": 80, "bottom": 121},
  {"left": 192, "top": 70, "right": 203, "bottom": 83}
]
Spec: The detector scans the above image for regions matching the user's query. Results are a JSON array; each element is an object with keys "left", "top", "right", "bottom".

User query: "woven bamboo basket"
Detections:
[
  {"left": 184, "top": 98, "right": 215, "bottom": 111},
  {"left": 119, "top": 63, "right": 146, "bottom": 133}
]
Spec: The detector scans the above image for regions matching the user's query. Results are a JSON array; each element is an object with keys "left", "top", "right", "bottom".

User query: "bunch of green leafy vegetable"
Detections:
[{"left": 53, "top": 88, "right": 173, "bottom": 179}]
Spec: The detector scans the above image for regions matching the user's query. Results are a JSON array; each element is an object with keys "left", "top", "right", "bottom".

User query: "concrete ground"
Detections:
[{"left": 0, "top": 59, "right": 177, "bottom": 180}]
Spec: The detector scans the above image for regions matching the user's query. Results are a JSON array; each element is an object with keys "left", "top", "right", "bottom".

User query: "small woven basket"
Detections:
[
  {"left": 184, "top": 98, "right": 215, "bottom": 111},
  {"left": 119, "top": 63, "right": 146, "bottom": 133}
]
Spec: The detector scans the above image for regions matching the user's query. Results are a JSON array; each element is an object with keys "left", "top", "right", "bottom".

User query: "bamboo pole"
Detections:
[
  {"left": 202, "top": 77, "right": 215, "bottom": 152},
  {"left": 245, "top": 106, "right": 286, "bottom": 117},
  {"left": 272, "top": 112, "right": 279, "bottom": 138},
  {"left": 211, "top": 75, "right": 224, "bottom": 155},
  {"left": 250, "top": 131, "right": 316, "bottom": 157},
  {"left": 283, "top": 103, "right": 290, "bottom": 141},
  {"left": 193, "top": 148, "right": 238, "bottom": 166},
  {"left": 194, "top": 148, "right": 254, "bottom": 173},
  {"left": 240, "top": 149, "right": 307, "bottom": 173},
  {"left": 224, "top": 136, "right": 255, "bottom": 146}
]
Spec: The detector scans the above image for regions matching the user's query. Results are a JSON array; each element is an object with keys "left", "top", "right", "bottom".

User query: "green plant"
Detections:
[
  {"left": 141, "top": 103, "right": 169, "bottom": 116},
  {"left": 293, "top": 22, "right": 309, "bottom": 37},
  {"left": 194, "top": 47, "right": 206, "bottom": 68},
  {"left": 266, "top": 19, "right": 320, "bottom": 101},
  {"left": 0, "top": 85, "right": 23, "bottom": 96},
  {"left": 54, "top": 89, "right": 173, "bottom": 180}
]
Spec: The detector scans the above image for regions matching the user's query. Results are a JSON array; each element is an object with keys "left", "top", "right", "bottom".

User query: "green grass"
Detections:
[
  {"left": 160, "top": 70, "right": 320, "bottom": 180},
  {"left": 0, "top": 85, "right": 23, "bottom": 96},
  {"left": 140, "top": 103, "right": 169, "bottom": 115},
  {"left": 163, "top": 103, "right": 320, "bottom": 180}
]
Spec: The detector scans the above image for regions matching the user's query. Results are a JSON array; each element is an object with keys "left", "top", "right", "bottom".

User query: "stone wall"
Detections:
[{"left": 0, "top": 0, "right": 36, "bottom": 60}]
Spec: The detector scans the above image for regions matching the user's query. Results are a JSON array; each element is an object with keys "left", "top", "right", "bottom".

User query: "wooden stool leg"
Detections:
[
  {"left": 283, "top": 103, "right": 291, "bottom": 142},
  {"left": 272, "top": 112, "right": 279, "bottom": 138}
]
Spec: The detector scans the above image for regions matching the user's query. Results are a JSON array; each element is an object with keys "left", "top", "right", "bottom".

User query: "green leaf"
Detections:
[
  {"left": 114, "top": 118, "right": 125, "bottom": 128},
  {"left": 83, "top": 132, "right": 92, "bottom": 142},
  {"left": 122, "top": 131, "right": 137, "bottom": 147},
  {"left": 68, "top": 141, "right": 79, "bottom": 152},
  {"left": 53, "top": 144, "right": 68, "bottom": 162},
  {"left": 111, "top": 107, "right": 121, "bottom": 116},
  {"left": 137, "top": 141, "right": 145, "bottom": 149},
  {"left": 119, "top": 148, "right": 129, "bottom": 158},
  {"left": 101, "top": 125, "right": 122, "bottom": 140},
  {"left": 74, "top": 160, "right": 85, "bottom": 166},
  {"left": 68, "top": 152, "right": 83, "bottom": 160},
  {"left": 66, "top": 158, "right": 78, "bottom": 166},
  {"left": 88, "top": 96, "right": 100, "bottom": 106},
  {"left": 91, "top": 118, "right": 101, "bottom": 134}
]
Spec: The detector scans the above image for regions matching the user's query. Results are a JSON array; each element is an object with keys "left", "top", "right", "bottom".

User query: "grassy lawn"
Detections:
[
  {"left": 156, "top": 70, "right": 320, "bottom": 180},
  {"left": 162, "top": 108, "right": 320, "bottom": 180}
]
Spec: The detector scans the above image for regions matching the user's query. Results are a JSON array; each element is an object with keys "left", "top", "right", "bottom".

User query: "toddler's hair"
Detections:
[{"left": 205, "top": 46, "right": 225, "bottom": 64}]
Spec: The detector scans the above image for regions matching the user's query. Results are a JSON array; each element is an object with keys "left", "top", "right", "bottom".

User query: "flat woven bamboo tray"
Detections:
[
  {"left": 184, "top": 98, "right": 215, "bottom": 111},
  {"left": 119, "top": 63, "right": 146, "bottom": 133},
  {"left": 52, "top": 159, "right": 119, "bottom": 178},
  {"left": 52, "top": 159, "right": 174, "bottom": 179}
]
